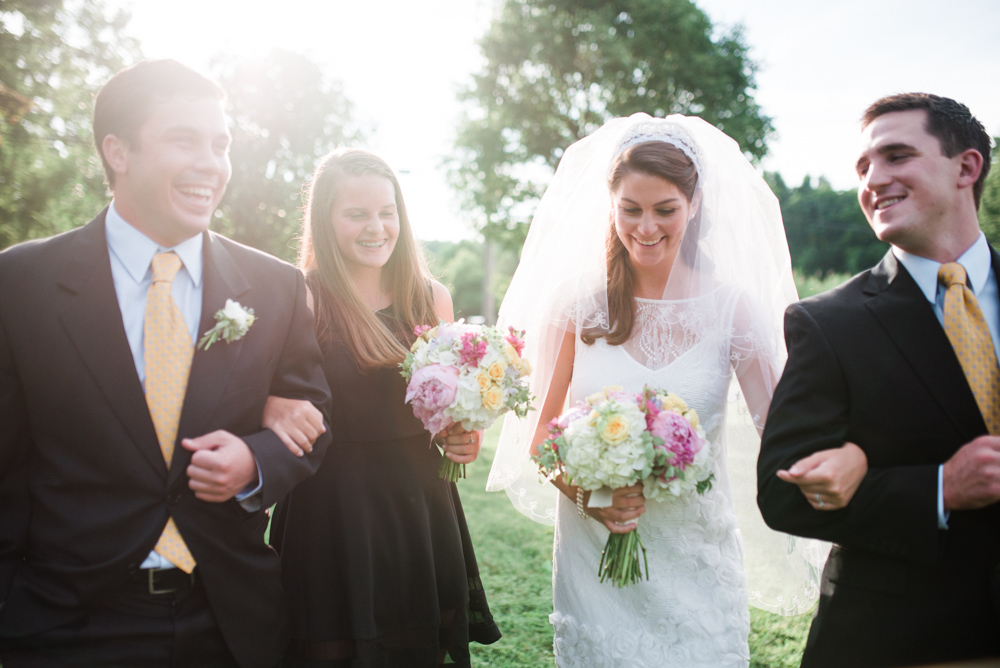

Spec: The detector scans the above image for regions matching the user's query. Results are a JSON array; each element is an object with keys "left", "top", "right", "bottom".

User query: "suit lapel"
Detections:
[
  {"left": 171, "top": 233, "right": 250, "bottom": 481},
  {"left": 55, "top": 212, "right": 166, "bottom": 477},
  {"left": 864, "top": 250, "right": 986, "bottom": 440}
]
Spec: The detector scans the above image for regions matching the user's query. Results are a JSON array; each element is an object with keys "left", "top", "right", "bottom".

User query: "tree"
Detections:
[
  {"left": 0, "top": 0, "right": 140, "bottom": 250},
  {"left": 449, "top": 0, "right": 772, "bottom": 250},
  {"left": 211, "top": 50, "right": 360, "bottom": 262},
  {"left": 768, "top": 173, "right": 887, "bottom": 277},
  {"left": 978, "top": 137, "right": 1000, "bottom": 246}
]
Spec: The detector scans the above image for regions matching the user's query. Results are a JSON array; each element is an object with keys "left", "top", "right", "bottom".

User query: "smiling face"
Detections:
[
  {"left": 106, "top": 95, "right": 231, "bottom": 248},
  {"left": 856, "top": 109, "right": 972, "bottom": 260},
  {"left": 612, "top": 171, "right": 692, "bottom": 272},
  {"left": 330, "top": 174, "right": 400, "bottom": 275}
]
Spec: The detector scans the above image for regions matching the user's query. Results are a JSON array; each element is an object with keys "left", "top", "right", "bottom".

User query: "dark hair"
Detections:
[
  {"left": 862, "top": 93, "right": 992, "bottom": 208},
  {"left": 298, "top": 148, "right": 437, "bottom": 369},
  {"left": 582, "top": 141, "right": 699, "bottom": 346},
  {"left": 93, "top": 59, "right": 224, "bottom": 189}
]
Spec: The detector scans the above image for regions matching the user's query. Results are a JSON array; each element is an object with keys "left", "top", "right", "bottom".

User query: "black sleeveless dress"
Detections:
[{"left": 270, "top": 305, "right": 501, "bottom": 667}]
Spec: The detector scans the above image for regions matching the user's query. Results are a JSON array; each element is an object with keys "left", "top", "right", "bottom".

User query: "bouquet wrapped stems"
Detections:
[{"left": 598, "top": 522, "right": 650, "bottom": 587}]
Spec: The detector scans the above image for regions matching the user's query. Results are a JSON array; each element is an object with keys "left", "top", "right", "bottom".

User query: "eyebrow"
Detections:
[
  {"left": 856, "top": 142, "right": 918, "bottom": 171},
  {"left": 620, "top": 197, "right": 681, "bottom": 206}
]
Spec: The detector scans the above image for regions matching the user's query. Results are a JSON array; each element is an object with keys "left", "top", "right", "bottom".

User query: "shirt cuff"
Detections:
[
  {"left": 236, "top": 458, "right": 263, "bottom": 512},
  {"left": 937, "top": 464, "right": 950, "bottom": 530}
]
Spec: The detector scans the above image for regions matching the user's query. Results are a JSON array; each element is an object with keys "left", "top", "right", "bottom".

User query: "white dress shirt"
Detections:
[
  {"left": 105, "top": 203, "right": 260, "bottom": 569},
  {"left": 893, "top": 232, "right": 1000, "bottom": 529}
]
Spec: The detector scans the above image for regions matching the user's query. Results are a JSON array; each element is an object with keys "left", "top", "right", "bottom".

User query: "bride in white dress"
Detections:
[{"left": 488, "top": 115, "right": 866, "bottom": 667}]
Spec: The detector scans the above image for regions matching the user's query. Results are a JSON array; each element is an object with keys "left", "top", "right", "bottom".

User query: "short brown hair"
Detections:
[
  {"left": 93, "top": 59, "right": 224, "bottom": 189},
  {"left": 862, "top": 93, "right": 992, "bottom": 208}
]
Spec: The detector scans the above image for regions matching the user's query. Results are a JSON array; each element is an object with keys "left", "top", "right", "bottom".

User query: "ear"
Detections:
[
  {"left": 101, "top": 134, "right": 130, "bottom": 177},
  {"left": 956, "top": 148, "right": 984, "bottom": 190},
  {"left": 688, "top": 190, "right": 703, "bottom": 220}
]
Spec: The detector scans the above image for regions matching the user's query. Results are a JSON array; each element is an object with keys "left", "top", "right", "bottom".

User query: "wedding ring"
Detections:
[{"left": 815, "top": 493, "right": 824, "bottom": 508}]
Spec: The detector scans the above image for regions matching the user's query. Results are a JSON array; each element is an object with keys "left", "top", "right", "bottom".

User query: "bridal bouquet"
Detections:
[
  {"left": 400, "top": 321, "right": 533, "bottom": 481},
  {"left": 534, "top": 385, "right": 714, "bottom": 587}
]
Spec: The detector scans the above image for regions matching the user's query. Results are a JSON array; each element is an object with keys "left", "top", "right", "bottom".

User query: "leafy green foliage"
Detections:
[
  {"left": 211, "top": 49, "right": 360, "bottom": 262},
  {"left": 978, "top": 137, "right": 1000, "bottom": 246},
  {"left": 769, "top": 173, "right": 887, "bottom": 277},
  {"left": 450, "top": 0, "right": 772, "bottom": 251},
  {"left": 424, "top": 240, "right": 519, "bottom": 319},
  {"left": 0, "top": 0, "right": 140, "bottom": 250}
]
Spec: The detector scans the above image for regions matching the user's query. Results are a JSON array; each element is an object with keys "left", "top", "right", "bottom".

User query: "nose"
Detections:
[
  {"left": 637, "top": 211, "right": 659, "bottom": 234},
  {"left": 861, "top": 159, "right": 890, "bottom": 194},
  {"left": 193, "top": 141, "right": 229, "bottom": 178}
]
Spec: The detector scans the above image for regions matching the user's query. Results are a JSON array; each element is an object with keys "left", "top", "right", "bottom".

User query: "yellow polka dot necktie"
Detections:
[
  {"left": 939, "top": 262, "right": 1000, "bottom": 435},
  {"left": 144, "top": 252, "right": 196, "bottom": 573}
]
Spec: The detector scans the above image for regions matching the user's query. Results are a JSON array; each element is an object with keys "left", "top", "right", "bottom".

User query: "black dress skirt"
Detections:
[{"left": 270, "top": 306, "right": 501, "bottom": 667}]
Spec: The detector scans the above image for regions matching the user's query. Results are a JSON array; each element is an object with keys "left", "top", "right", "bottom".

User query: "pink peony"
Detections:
[
  {"left": 404, "top": 364, "right": 459, "bottom": 434},
  {"left": 648, "top": 411, "right": 703, "bottom": 468}
]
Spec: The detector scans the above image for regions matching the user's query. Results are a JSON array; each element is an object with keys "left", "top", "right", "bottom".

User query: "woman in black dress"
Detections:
[{"left": 268, "top": 148, "right": 501, "bottom": 667}]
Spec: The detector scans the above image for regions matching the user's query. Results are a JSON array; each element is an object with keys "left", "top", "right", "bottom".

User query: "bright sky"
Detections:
[{"left": 124, "top": 0, "right": 1000, "bottom": 241}]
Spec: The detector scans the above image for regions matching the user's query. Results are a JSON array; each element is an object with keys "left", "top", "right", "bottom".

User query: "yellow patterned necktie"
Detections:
[
  {"left": 144, "top": 252, "right": 196, "bottom": 573},
  {"left": 939, "top": 262, "right": 1000, "bottom": 435}
]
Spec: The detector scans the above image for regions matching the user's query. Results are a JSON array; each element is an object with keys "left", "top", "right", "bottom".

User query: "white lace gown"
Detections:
[{"left": 550, "top": 288, "right": 754, "bottom": 668}]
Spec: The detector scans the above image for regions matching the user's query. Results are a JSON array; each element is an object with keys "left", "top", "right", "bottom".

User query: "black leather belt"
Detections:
[{"left": 127, "top": 568, "right": 196, "bottom": 595}]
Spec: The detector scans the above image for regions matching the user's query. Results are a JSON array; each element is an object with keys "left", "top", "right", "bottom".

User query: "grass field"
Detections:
[{"left": 460, "top": 424, "right": 813, "bottom": 667}]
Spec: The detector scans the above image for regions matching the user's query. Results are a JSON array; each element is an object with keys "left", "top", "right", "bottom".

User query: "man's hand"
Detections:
[
  {"left": 182, "top": 430, "right": 257, "bottom": 503},
  {"left": 943, "top": 435, "right": 1000, "bottom": 510},
  {"left": 262, "top": 396, "right": 325, "bottom": 457},
  {"left": 777, "top": 442, "right": 868, "bottom": 510}
]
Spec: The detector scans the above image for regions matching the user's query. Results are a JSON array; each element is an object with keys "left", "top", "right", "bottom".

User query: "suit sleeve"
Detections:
[
  {"left": 758, "top": 303, "right": 940, "bottom": 563},
  {"left": 241, "top": 269, "right": 333, "bottom": 509},
  {"left": 0, "top": 311, "right": 30, "bottom": 600}
]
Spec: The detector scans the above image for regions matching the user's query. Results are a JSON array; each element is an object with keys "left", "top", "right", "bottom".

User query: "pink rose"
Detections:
[
  {"left": 649, "top": 411, "right": 703, "bottom": 468},
  {"left": 404, "top": 364, "right": 459, "bottom": 434}
]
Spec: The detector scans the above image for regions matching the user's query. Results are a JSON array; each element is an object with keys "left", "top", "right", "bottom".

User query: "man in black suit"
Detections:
[
  {"left": 758, "top": 93, "right": 1000, "bottom": 667},
  {"left": 0, "top": 60, "right": 332, "bottom": 667}
]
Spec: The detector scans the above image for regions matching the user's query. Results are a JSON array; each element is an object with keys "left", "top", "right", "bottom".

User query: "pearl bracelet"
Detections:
[{"left": 576, "top": 487, "right": 588, "bottom": 519}]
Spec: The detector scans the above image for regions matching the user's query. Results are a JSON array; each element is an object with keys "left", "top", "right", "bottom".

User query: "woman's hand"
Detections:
[
  {"left": 585, "top": 484, "right": 646, "bottom": 534},
  {"left": 777, "top": 441, "right": 868, "bottom": 510},
  {"left": 436, "top": 423, "right": 482, "bottom": 465},
  {"left": 262, "top": 396, "right": 326, "bottom": 457}
]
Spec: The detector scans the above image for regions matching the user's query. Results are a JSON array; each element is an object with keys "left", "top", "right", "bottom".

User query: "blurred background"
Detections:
[{"left": 2, "top": 0, "right": 999, "bottom": 322}]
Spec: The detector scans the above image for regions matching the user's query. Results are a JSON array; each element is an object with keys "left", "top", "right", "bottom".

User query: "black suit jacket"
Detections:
[
  {"left": 0, "top": 210, "right": 333, "bottom": 668},
  {"left": 758, "top": 249, "right": 1000, "bottom": 667}
]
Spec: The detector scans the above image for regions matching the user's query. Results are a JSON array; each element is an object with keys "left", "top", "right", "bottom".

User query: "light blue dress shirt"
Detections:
[
  {"left": 893, "top": 232, "right": 1000, "bottom": 529},
  {"left": 105, "top": 203, "right": 260, "bottom": 569}
]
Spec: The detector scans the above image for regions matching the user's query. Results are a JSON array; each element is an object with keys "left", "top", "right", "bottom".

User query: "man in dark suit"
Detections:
[
  {"left": 758, "top": 93, "right": 1000, "bottom": 667},
  {"left": 0, "top": 60, "right": 332, "bottom": 667}
]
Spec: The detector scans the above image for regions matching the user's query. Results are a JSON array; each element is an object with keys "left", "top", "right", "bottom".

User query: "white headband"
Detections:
[{"left": 614, "top": 118, "right": 703, "bottom": 174}]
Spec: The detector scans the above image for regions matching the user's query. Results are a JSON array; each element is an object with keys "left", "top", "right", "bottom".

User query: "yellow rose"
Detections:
[
  {"left": 502, "top": 340, "right": 521, "bottom": 366},
  {"left": 603, "top": 385, "right": 625, "bottom": 398},
  {"left": 586, "top": 391, "right": 606, "bottom": 406},
  {"left": 476, "top": 372, "right": 491, "bottom": 391},
  {"left": 518, "top": 358, "right": 532, "bottom": 377},
  {"left": 683, "top": 408, "right": 700, "bottom": 429},
  {"left": 600, "top": 414, "right": 630, "bottom": 445},
  {"left": 482, "top": 385, "right": 504, "bottom": 411},
  {"left": 663, "top": 392, "right": 689, "bottom": 413},
  {"left": 488, "top": 361, "right": 507, "bottom": 380}
]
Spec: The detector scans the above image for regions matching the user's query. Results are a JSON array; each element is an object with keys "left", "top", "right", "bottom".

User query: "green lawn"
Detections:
[{"left": 461, "top": 424, "right": 812, "bottom": 667}]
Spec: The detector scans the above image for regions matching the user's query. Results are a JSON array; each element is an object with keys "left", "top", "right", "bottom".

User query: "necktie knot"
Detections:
[
  {"left": 939, "top": 262, "right": 968, "bottom": 288},
  {"left": 151, "top": 252, "right": 182, "bottom": 285}
]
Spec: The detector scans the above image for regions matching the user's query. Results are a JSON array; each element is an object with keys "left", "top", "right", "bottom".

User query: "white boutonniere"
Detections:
[{"left": 197, "top": 299, "right": 256, "bottom": 350}]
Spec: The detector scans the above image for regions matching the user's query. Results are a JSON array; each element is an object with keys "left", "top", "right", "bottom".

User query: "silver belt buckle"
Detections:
[{"left": 147, "top": 568, "right": 177, "bottom": 595}]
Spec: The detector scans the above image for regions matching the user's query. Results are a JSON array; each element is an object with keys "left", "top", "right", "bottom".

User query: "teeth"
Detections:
[
  {"left": 636, "top": 238, "right": 662, "bottom": 246},
  {"left": 876, "top": 196, "right": 904, "bottom": 210},
  {"left": 178, "top": 186, "right": 213, "bottom": 198},
  {"left": 358, "top": 240, "right": 386, "bottom": 249}
]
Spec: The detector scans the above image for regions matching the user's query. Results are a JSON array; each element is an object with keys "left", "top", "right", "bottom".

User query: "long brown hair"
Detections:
[
  {"left": 298, "top": 148, "right": 437, "bottom": 369},
  {"left": 582, "top": 141, "right": 699, "bottom": 346}
]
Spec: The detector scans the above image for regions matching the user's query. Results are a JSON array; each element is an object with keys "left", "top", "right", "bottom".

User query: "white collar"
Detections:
[
  {"left": 893, "top": 233, "right": 992, "bottom": 303},
  {"left": 105, "top": 201, "right": 204, "bottom": 287}
]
